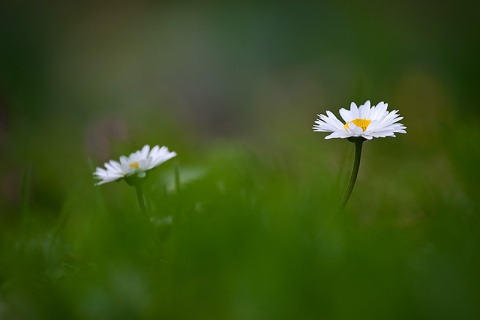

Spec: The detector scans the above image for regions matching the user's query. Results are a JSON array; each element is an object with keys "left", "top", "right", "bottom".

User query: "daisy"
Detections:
[
  {"left": 313, "top": 100, "right": 406, "bottom": 140},
  {"left": 313, "top": 100, "right": 406, "bottom": 211},
  {"left": 94, "top": 145, "right": 176, "bottom": 185}
]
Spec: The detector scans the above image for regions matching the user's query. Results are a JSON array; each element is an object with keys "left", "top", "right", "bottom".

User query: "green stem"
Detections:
[
  {"left": 339, "top": 138, "right": 364, "bottom": 211},
  {"left": 174, "top": 163, "right": 181, "bottom": 222},
  {"left": 135, "top": 183, "right": 147, "bottom": 215},
  {"left": 133, "top": 182, "right": 161, "bottom": 248}
]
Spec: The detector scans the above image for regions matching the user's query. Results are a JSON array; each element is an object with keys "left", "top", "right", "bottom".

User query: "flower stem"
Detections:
[
  {"left": 339, "top": 138, "right": 364, "bottom": 211},
  {"left": 135, "top": 183, "right": 147, "bottom": 215},
  {"left": 133, "top": 182, "right": 162, "bottom": 248}
]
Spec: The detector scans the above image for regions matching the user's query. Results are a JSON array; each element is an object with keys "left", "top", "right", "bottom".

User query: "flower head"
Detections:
[
  {"left": 313, "top": 100, "right": 406, "bottom": 140},
  {"left": 93, "top": 145, "right": 176, "bottom": 185}
]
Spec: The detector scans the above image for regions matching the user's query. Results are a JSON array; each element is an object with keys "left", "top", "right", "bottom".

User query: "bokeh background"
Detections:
[{"left": 1, "top": 1, "right": 480, "bottom": 319}]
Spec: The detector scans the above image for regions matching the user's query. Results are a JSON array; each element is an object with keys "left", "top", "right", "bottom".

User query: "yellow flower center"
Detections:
[
  {"left": 129, "top": 161, "right": 139, "bottom": 169},
  {"left": 344, "top": 118, "right": 372, "bottom": 132}
]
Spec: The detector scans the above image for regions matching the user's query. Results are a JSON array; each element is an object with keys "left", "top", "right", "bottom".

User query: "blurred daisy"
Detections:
[
  {"left": 313, "top": 100, "right": 406, "bottom": 140},
  {"left": 94, "top": 145, "right": 176, "bottom": 185}
]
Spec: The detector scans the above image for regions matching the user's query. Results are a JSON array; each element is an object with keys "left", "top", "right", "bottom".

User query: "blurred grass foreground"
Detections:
[{"left": 1, "top": 2, "right": 480, "bottom": 319}]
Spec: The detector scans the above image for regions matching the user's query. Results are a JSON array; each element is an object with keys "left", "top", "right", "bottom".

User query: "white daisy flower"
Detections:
[
  {"left": 93, "top": 145, "right": 176, "bottom": 185},
  {"left": 313, "top": 100, "right": 406, "bottom": 140}
]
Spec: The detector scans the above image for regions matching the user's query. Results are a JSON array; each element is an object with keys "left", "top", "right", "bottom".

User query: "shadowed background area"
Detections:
[{"left": 1, "top": 1, "right": 480, "bottom": 319}]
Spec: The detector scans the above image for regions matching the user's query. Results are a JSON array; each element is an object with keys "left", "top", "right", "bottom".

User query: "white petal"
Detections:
[
  {"left": 325, "top": 131, "right": 350, "bottom": 139},
  {"left": 325, "top": 111, "right": 346, "bottom": 130},
  {"left": 151, "top": 150, "right": 176, "bottom": 168},
  {"left": 138, "top": 158, "right": 150, "bottom": 170},
  {"left": 149, "top": 145, "right": 160, "bottom": 159},
  {"left": 349, "top": 125, "right": 363, "bottom": 136},
  {"left": 359, "top": 100, "right": 371, "bottom": 119},
  {"left": 350, "top": 102, "right": 360, "bottom": 119},
  {"left": 120, "top": 156, "right": 129, "bottom": 166},
  {"left": 370, "top": 102, "right": 388, "bottom": 120},
  {"left": 314, "top": 111, "right": 345, "bottom": 133},
  {"left": 339, "top": 108, "right": 352, "bottom": 122},
  {"left": 104, "top": 162, "right": 118, "bottom": 173},
  {"left": 141, "top": 145, "right": 150, "bottom": 159},
  {"left": 109, "top": 160, "right": 122, "bottom": 171}
]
